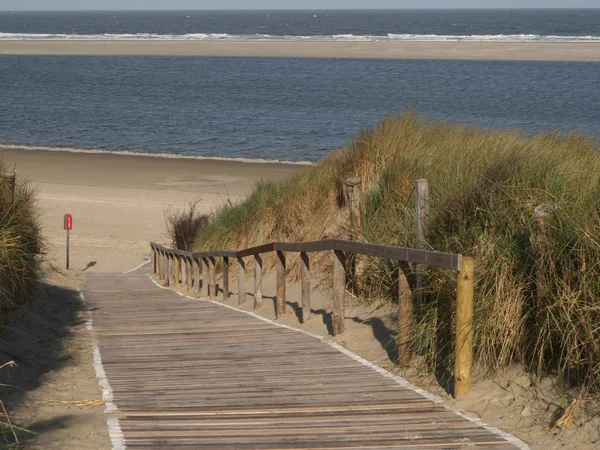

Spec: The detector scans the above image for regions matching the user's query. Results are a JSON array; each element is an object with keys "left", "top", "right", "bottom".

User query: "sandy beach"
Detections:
[
  {"left": 2, "top": 148, "right": 302, "bottom": 273},
  {"left": 1, "top": 39, "right": 599, "bottom": 61}
]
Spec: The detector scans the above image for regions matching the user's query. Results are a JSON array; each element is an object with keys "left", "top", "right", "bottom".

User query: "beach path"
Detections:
[{"left": 83, "top": 268, "right": 519, "bottom": 449}]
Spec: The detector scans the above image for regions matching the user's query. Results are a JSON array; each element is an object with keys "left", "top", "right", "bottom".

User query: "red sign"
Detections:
[{"left": 64, "top": 214, "right": 73, "bottom": 231}]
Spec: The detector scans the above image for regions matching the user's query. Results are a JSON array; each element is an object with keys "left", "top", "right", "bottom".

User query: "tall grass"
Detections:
[
  {"left": 194, "top": 112, "right": 600, "bottom": 389},
  {"left": 0, "top": 160, "right": 42, "bottom": 324}
]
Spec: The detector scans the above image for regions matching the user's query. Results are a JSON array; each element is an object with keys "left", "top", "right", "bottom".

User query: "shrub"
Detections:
[{"left": 165, "top": 200, "right": 210, "bottom": 251}]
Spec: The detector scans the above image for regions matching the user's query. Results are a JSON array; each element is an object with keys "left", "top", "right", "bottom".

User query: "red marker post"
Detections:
[{"left": 64, "top": 214, "right": 73, "bottom": 270}]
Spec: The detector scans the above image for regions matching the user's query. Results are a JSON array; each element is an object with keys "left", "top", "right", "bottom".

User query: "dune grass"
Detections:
[
  {"left": 193, "top": 112, "right": 600, "bottom": 389},
  {"left": 0, "top": 160, "right": 42, "bottom": 325}
]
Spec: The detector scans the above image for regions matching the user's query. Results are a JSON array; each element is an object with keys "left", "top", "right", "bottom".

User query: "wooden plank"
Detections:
[
  {"left": 276, "top": 251, "right": 286, "bottom": 318},
  {"left": 222, "top": 256, "right": 230, "bottom": 301},
  {"left": 333, "top": 250, "right": 346, "bottom": 335},
  {"left": 237, "top": 257, "right": 245, "bottom": 305},
  {"left": 301, "top": 252, "right": 311, "bottom": 323},
  {"left": 275, "top": 240, "right": 334, "bottom": 253},
  {"left": 254, "top": 254, "right": 262, "bottom": 309},
  {"left": 236, "top": 242, "right": 275, "bottom": 258},
  {"left": 454, "top": 257, "right": 474, "bottom": 398}
]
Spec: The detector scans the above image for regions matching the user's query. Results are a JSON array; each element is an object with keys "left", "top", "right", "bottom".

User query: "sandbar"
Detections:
[{"left": 0, "top": 40, "right": 599, "bottom": 61}]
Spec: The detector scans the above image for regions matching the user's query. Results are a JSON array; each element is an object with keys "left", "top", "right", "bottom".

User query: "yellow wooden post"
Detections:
[
  {"left": 454, "top": 257, "right": 474, "bottom": 398},
  {"left": 174, "top": 255, "right": 180, "bottom": 286}
]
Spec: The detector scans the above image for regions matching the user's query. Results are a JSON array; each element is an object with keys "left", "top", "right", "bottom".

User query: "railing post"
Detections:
[
  {"left": 168, "top": 254, "right": 174, "bottom": 287},
  {"left": 186, "top": 257, "right": 193, "bottom": 292},
  {"left": 276, "top": 251, "right": 286, "bottom": 318},
  {"left": 193, "top": 258, "right": 200, "bottom": 294},
  {"left": 201, "top": 258, "right": 209, "bottom": 297},
  {"left": 345, "top": 177, "right": 364, "bottom": 238},
  {"left": 414, "top": 178, "right": 429, "bottom": 307},
  {"left": 454, "top": 257, "right": 474, "bottom": 398},
  {"left": 161, "top": 251, "right": 167, "bottom": 284},
  {"left": 174, "top": 255, "right": 180, "bottom": 286},
  {"left": 151, "top": 247, "right": 156, "bottom": 274},
  {"left": 534, "top": 204, "right": 555, "bottom": 310},
  {"left": 181, "top": 256, "right": 187, "bottom": 286},
  {"left": 254, "top": 254, "right": 263, "bottom": 309},
  {"left": 332, "top": 250, "right": 346, "bottom": 335},
  {"left": 222, "top": 256, "right": 230, "bottom": 301},
  {"left": 209, "top": 257, "right": 216, "bottom": 298},
  {"left": 397, "top": 265, "right": 413, "bottom": 365},
  {"left": 301, "top": 252, "right": 311, "bottom": 323},
  {"left": 237, "top": 257, "right": 246, "bottom": 304}
]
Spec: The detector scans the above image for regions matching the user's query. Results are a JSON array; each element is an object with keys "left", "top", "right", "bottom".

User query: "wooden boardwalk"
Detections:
[{"left": 85, "top": 270, "right": 520, "bottom": 449}]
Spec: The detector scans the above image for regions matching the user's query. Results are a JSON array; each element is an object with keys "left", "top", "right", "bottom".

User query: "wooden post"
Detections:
[
  {"left": 454, "top": 257, "right": 475, "bottom": 398},
  {"left": 193, "top": 258, "right": 200, "bottom": 293},
  {"left": 209, "top": 257, "right": 216, "bottom": 298},
  {"left": 301, "top": 252, "right": 311, "bottom": 323},
  {"left": 254, "top": 254, "right": 263, "bottom": 309},
  {"left": 414, "top": 178, "right": 429, "bottom": 306},
  {"left": 186, "top": 257, "right": 193, "bottom": 292},
  {"left": 174, "top": 255, "right": 180, "bottom": 286},
  {"left": 151, "top": 248, "right": 156, "bottom": 274},
  {"left": 222, "top": 257, "right": 230, "bottom": 301},
  {"left": 237, "top": 257, "right": 246, "bottom": 305},
  {"left": 276, "top": 251, "right": 286, "bottom": 318},
  {"left": 161, "top": 252, "right": 167, "bottom": 284},
  {"left": 168, "top": 254, "right": 174, "bottom": 286},
  {"left": 181, "top": 256, "right": 187, "bottom": 286},
  {"left": 534, "top": 204, "right": 556, "bottom": 310},
  {"left": 345, "top": 177, "right": 364, "bottom": 238},
  {"left": 332, "top": 250, "right": 346, "bottom": 335},
  {"left": 201, "top": 258, "right": 209, "bottom": 297},
  {"left": 397, "top": 266, "right": 413, "bottom": 365}
]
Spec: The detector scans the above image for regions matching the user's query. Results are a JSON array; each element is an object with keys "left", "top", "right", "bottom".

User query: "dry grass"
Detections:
[
  {"left": 165, "top": 199, "right": 210, "bottom": 251},
  {"left": 194, "top": 112, "right": 600, "bottom": 389}
]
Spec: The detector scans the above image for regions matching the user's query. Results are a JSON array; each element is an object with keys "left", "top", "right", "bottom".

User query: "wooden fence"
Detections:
[{"left": 149, "top": 238, "right": 475, "bottom": 397}]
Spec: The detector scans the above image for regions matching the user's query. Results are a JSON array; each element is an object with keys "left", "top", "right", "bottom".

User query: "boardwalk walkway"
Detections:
[{"left": 84, "top": 270, "right": 520, "bottom": 449}]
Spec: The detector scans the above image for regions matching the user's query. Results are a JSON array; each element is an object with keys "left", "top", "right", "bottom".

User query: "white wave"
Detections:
[
  {"left": 0, "top": 143, "right": 313, "bottom": 166},
  {"left": 0, "top": 32, "right": 599, "bottom": 43}
]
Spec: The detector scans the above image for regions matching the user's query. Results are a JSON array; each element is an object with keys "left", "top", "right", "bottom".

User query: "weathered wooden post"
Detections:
[
  {"left": 193, "top": 258, "right": 200, "bottom": 293},
  {"left": 168, "top": 254, "right": 174, "bottom": 287},
  {"left": 301, "top": 252, "right": 311, "bottom": 323},
  {"left": 454, "top": 257, "right": 475, "bottom": 398},
  {"left": 414, "top": 178, "right": 429, "bottom": 306},
  {"left": 276, "top": 251, "right": 286, "bottom": 318},
  {"left": 534, "top": 204, "right": 556, "bottom": 310},
  {"left": 345, "top": 178, "right": 364, "bottom": 238},
  {"left": 2, "top": 166, "right": 16, "bottom": 203},
  {"left": 332, "top": 250, "right": 346, "bottom": 335},
  {"left": 186, "top": 257, "right": 193, "bottom": 292},
  {"left": 174, "top": 254, "right": 180, "bottom": 286},
  {"left": 254, "top": 254, "right": 262, "bottom": 309},
  {"left": 397, "top": 266, "right": 413, "bottom": 365},
  {"left": 181, "top": 256, "right": 187, "bottom": 286},
  {"left": 222, "top": 256, "right": 230, "bottom": 301},
  {"left": 201, "top": 257, "right": 209, "bottom": 297},
  {"left": 209, "top": 257, "right": 216, "bottom": 298},
  {"left": 151, "top": 247, "right": 156, "bottom": 274},
  {"left": 237, "top": 257, "right": 246, "bottom": 304}
]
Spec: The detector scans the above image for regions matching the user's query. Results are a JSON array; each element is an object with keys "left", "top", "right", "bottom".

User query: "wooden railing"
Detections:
[{"left": 149, "top": 238, "right": 475, "bottom": 397}]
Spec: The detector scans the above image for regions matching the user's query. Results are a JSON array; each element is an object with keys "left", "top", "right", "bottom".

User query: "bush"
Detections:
[
  {"left": 194, "top": 112, "right": 600, "bottom": 389},
  {"left": 165, "top": 200, "right": 210, "bottom": 251},
  {"left": 0, "top": 160, "right": 42, "bottom": 324}
]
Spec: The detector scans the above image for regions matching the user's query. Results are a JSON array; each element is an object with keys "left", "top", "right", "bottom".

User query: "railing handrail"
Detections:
[{"left": 150, "top": 238, "right": 463, "bottom": 271}]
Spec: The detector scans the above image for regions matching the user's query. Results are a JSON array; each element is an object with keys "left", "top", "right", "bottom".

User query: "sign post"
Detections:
[{"left": 64, "top": 214, "right": 73, "bottom": 270}]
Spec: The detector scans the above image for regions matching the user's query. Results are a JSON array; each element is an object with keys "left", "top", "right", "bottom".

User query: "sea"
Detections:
[{"left": 0, "top": 9, "right": 599, "bottom": 163}]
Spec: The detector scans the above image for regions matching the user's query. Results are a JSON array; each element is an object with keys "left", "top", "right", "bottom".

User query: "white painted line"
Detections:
[
  {"left": 123, "top": 259, "right": 150, "bottom": 274},
  {"left": 81, "top": 291, "right": 127, "bottom": 450},
  {"left": 146, "top": 275, "right": 529, "bottom": 449}
]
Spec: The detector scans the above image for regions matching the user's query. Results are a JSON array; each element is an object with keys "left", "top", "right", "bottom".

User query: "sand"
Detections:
[
  {"left": 1, "top": 39, "right": 600, "bottom": 61},
  {"left": 2, "top": 147, "right": 303, "bottom": 273}
]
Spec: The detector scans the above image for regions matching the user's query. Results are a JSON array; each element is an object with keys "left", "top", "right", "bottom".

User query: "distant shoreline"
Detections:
[{"left": 1, "top": 40, "right": 599, "bottom": 61}]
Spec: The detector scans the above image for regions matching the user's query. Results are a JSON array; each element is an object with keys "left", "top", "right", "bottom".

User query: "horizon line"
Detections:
[{"left": 2, "top": 7, "right": 600, "bottom": 12}]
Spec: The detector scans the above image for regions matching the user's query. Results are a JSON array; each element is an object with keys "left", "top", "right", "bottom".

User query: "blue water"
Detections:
[
  {"left": 0, "top": 56, "right": 598, "bottom": 162},
  {"left": 1, "top": 10, "right": 600, "bottom": 41}
]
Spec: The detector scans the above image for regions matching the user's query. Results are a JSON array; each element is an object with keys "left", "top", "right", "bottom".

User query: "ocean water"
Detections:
[
  {"left": 1, "top": 9, "right": 600, "bottom": 42},
  {"left": 1, "top": 56, "right": 598, "bottom": 163},
  {"left": 0, "top": 10, "right": 599, "bottom": 163}
]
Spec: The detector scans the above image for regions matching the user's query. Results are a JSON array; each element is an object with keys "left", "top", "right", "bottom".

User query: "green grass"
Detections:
[
  {"left": 194, "top": 112, "right": 600, "bottom": 389},
  {"left": 0, "top": 160, "right": 42, "bottom": 325}
]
